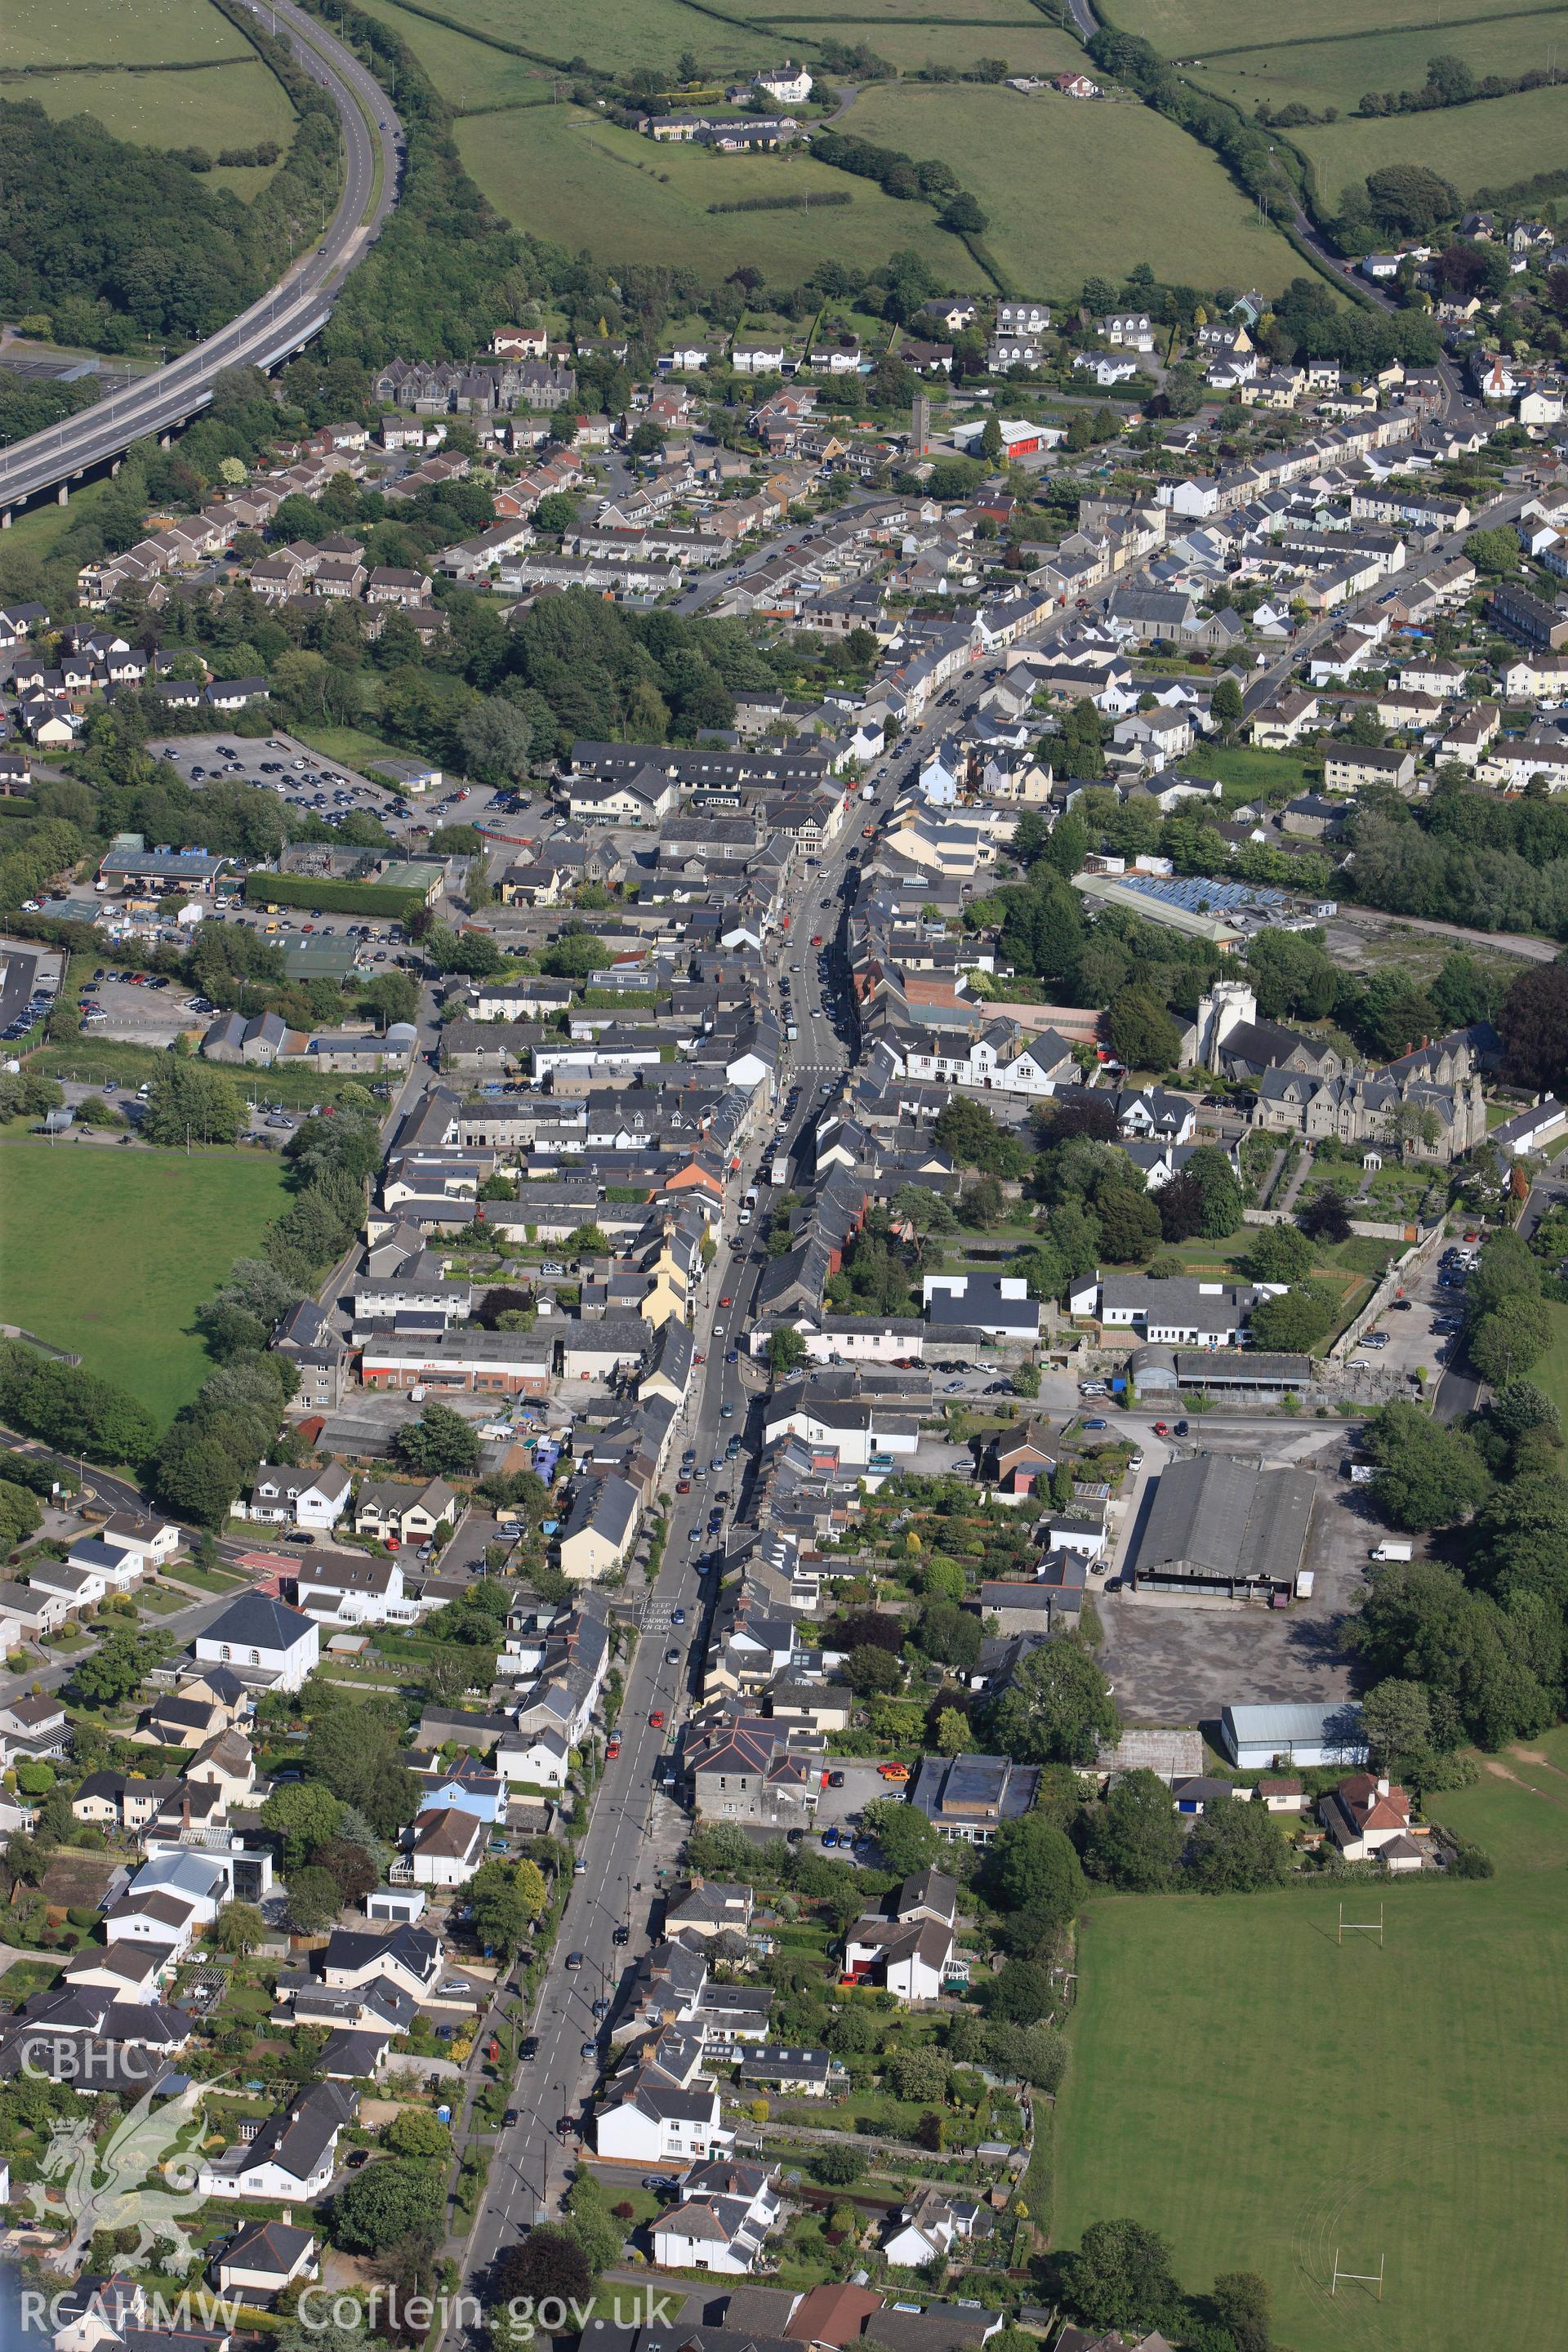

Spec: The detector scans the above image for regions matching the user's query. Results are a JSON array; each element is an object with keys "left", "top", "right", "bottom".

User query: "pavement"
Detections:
[{"left": 0, "top": 0, "right": 403, "bottom": 516}]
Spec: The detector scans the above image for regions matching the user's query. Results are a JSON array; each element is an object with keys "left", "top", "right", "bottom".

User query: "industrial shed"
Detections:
[
  {"left": 1175, "top": 1349, "right": 1312, "bottom": 1396},
  {"left": 1127, "top": 1450, "right": 1315, "bottom": 1602}
]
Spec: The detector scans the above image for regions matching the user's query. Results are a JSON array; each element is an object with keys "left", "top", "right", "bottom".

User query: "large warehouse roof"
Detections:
[{"left": 1133, "top": 1452, "right": 1316, "bottom": 1590}]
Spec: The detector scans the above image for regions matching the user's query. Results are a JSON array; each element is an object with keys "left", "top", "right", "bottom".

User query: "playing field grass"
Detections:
[
  {"left": 456, "top": 100, "right": 984, "bottom": 283},
  {"left": 848, "top": 80, "right": 1301, "bottom": 295},
  {"left": 1292, "top": 82, "right": 1568, "bottom": 207},
  {"left": 1516, "top": 1296, "right": 1568, "bottom": 1428},
  {"left": 0, "top": 1147, "right": 288, "bottom": 1427},
  {"left": 1054, "top": 1769, "right": 1568, "bottom": 2352}
]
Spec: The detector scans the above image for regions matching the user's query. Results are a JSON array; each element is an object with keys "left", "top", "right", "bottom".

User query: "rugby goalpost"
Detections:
[
  {"left": 1331, "top": 2250, "right": 1386, "bottom": 2301},
  {"left": 1337, "top": 1901, "right": 1385, "bottom": 1947}
]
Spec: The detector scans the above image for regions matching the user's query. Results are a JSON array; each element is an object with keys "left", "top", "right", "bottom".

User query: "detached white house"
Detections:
[
  {"left": 198, "top": 2082, "right": 357, "bottom": 2201},
  {"left": 653, "top": 2158, "right": 783, "bottom": 2274},
  {"left": 884, "top": 2188, "right": 993, "bottom": 2270},
  {"left": 244, "top": 1463, "right": 352, "bottom": 1530},
  {"left": 407, "top": 1805, "right": 488, "bottom": 1887},
  {"left": 194, "top": 1593, "right": 320, "bottom": 1692},
  {"left": 595, "top": 2063, "right": 732, "bottom": 2167}
]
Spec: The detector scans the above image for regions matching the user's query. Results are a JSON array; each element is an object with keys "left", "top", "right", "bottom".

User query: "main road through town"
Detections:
[
  {"left": 0, "top": 0, "right": 402, "bottom": 518},
  {"left": 452, "top": 772, "right": 877, "bottom": 2316}
]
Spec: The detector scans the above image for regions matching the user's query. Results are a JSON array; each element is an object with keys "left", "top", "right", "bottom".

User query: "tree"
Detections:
[
  {"left": 1106, "top": 988, "right": 1183, "bottom": 1071},
  {"left": 987, "top": 1635, "right": 1120, "bottom": 1763},
  {"left": 140, "top": 1056, "right": 245, "bottom": 1147},
  {"left": 861, "top": 1795, "right": 940, "bottom": 1876},
  {"left": 70, "top": 1629, "right": 156, "bottom": 1709},
  {"left": 314, "top": 1838, "right": 378, "bottom": 1903},
  {"left": 1212, "top": 2272, "right": 1273, "bottom": 2352},
  {"left": 1083, "top": 1768, "right": 1185, "bottom": 1890},
  {"left": 1365, "top": 163, "right": 1459, "bottom": 236},
  {"left": 980, "top": 1811, "right": 1086, "bottom": 1931},
  {"left": 1362, "top": 1398, "right": 1490, "bottom": 1530},
  {"left": 1499, "top": 961, "right": 1568, "bottom": 1093},
  {"left": 914, "top": 1597, "right": 981, "bottom": 1672},
  {"left": 1065, "top": 2217, "right": 1184, "bottom": 2334},
  {"left": 302, "top": 1701, "right": 419, "bottom": 1836},
  {"left": 1183, "top": 1145, "right": 1244, "bottom": 1239},
  {"left": 457, "top": 697, "right": 540, "bottom": 783},
  {"left": 769, "top": 1326, "right": 807, "bottom": 1377},
  {"left": 1186, "top": 1800, "right": 1290, "bottom": 1893},
  {"left": 987, "top": 1958, "right": 1058, "bottom": 2026},
  {"left": 1210, "top": 677, "right": 1244, "bottom": 738},
  {"left": 844, "top": 1643, "right": 903, "bottom": 1695},
  {"left": 889, "top": 2046, "right": 951, "bottom": 2100},
  {"left": 1246, "top": 1281, "right": 1336, "bottom": 1352},
  {"left": 1469, "top": 1299, "right": 1552, "bottom": 1387},
  {"left": 469, "top": 1856, "right": 537, "bottom": 1958},
  {"left": 1299, "top": 1187, "right": 1352, "bottom": 1244},
  {"left": 987, "top": 2017, "right": 1068, "bottom": 2091},
  {"left": 285, "top": 1865, "right": 342, "bottom": 1934},
  {"left": 332, "top": 2158, "right": 448, "bottom": 2254},
  {"left": 1464, "top": 525, "right": 1520, "bottom": 579},
  {"left": 1244, "top": 1223, "right": 1313, "bottom": 1284},
  {"left": 1095, "top": 1183, "right": 1162, "bottom": 1265},
  {"left": 809, "top": 2143, "right": 866, "bottom": 2185},
  {"left": 212, "top": 1900, "right": 265, "bottom": 1957},
  {"left": 384, "top": 2106, "right": 452, "bottom": 2158},
  {"left": 565, "top": 2170, "right": 626, "bottom": 2275},
  {"left": 393, "top": 1401, "right": 480, "bottom": 1478},
  {"left": 260, "top": 1780, "right": 345, "bottom": 1873},
  {"left": 1359, "top": 1678, "right": 1437, "bottom": 1780}
]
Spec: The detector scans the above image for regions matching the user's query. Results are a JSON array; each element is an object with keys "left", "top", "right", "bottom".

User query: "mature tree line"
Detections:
[{"left": 1345, "top": 1234, "right": 1568, "bottom": 1758}]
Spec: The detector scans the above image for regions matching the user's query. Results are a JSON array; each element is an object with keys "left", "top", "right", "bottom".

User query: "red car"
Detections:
[
  {"left": 719, "top": 1294, "right": 732, "bottom": 1307},
  {"left": 676, "top": 1477, "right": 691, "bottom": 1493},
  {"left": 809, "top": 933, "right": 823, "bottom": 947},
  {"left": 1153, "top": 1420, "right": 1171, "bottom": 1437},
  {"left": 606, "top": 1734, "right": 621, "bottom": 1758},
  {"left": 649, "top": 1709, "right": 666, "bottom": 1730}
]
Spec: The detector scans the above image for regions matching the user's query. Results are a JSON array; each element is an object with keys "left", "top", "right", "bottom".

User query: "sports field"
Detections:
[
  {"left": 1054, "top": 1762, "right": 1568, "bottom": 2352},
  {"left": 457, "top": 100, "right": 985, "bottom": 284},
  {"left": 848, "top": 81, "right": 1301, "bottom": 296},
  {"left": 0, "top": 1147, "right": 288, "bottom": 1427}
]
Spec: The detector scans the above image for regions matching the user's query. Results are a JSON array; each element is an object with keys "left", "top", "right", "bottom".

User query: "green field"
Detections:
[
  {"left": 1292, "top": 83, "right": 1568, "bottom": 207},
  {"left": 0, "top": 0, "right": 295, "bottom": 191},
  {"left": 350, "top": 0, "right": 556, "bottom": 108},
  {"left": 1519, "top": 1297, "right": 1568, "bottom": 1429},
  {"left": 1109, "top": 0, "right": 1561, "bottom": 58},
  {"left": 0, "top": 0, "right": 253, "bottom": 70},
  {"left": 789, "top": 23, "right": 1087, "bottom": 74},
  {"left": 11, "top": 61, "right": 295, "bottom": 158},
  {"left": 368, "top": 0, "right": 780, "bottom": 77},
  {"left": 0, "top": 1147, "right": 289, "bottom": 1425},
  {"left": 457, "top": 100, "right": 985, "bottom": 283},
  {"left": 1054, "top": 1768, "right": 1568, "bottom": 2352},
  {"left": 848, "top": 80, "right": 1301, "bottom": 296},
  {"left": 1195, "top": 11, "right": 1568, "bottom": 116}
]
